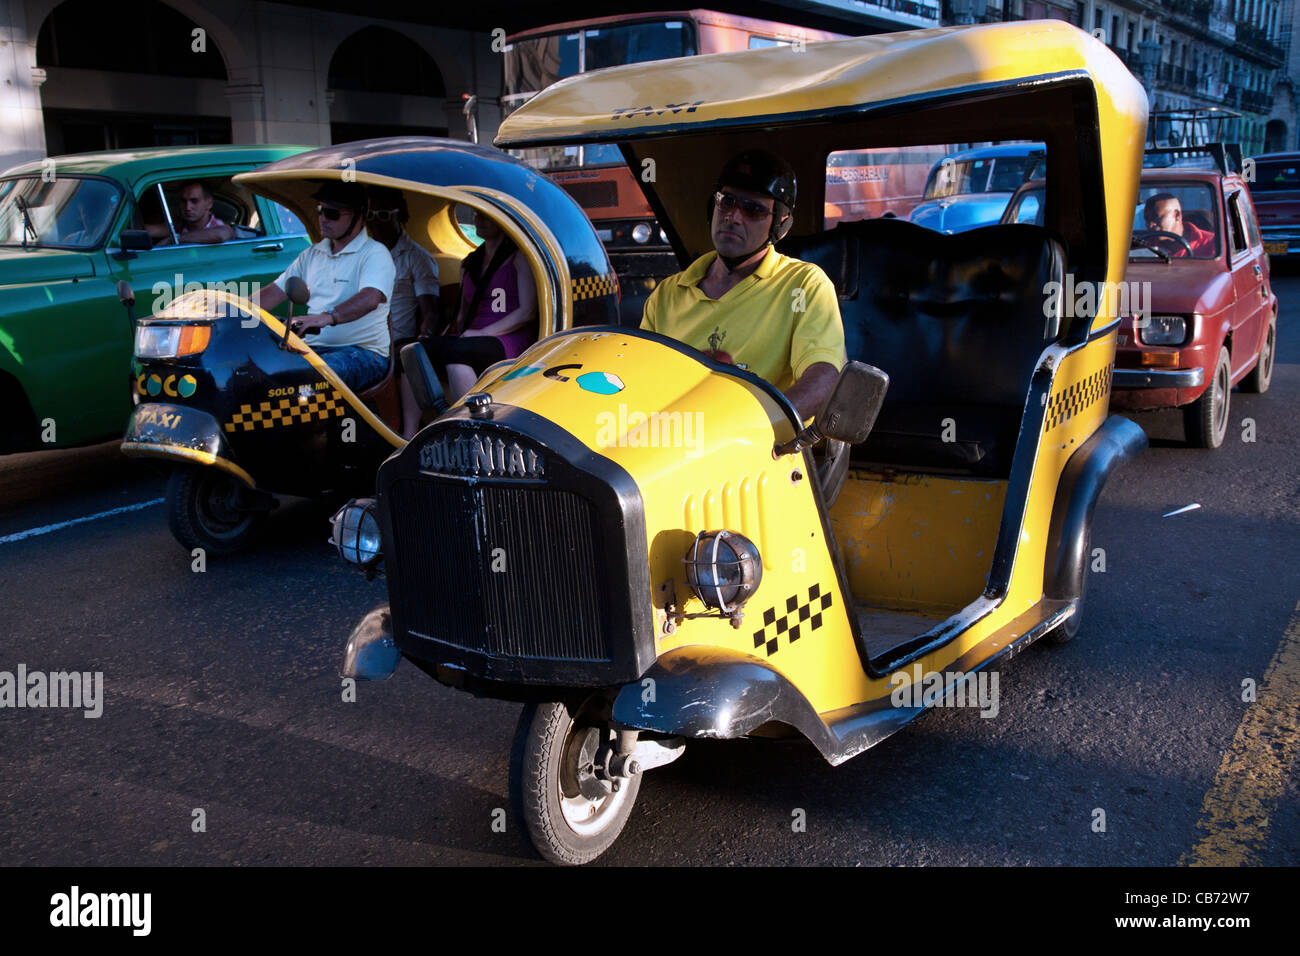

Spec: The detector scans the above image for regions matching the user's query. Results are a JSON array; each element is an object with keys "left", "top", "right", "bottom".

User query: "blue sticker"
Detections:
[
  {"left": 576, "top": 371, "right": 625, "bottom": 395},
  {"left": 503, "top": 364, "right": 543, "bottom": 381}
]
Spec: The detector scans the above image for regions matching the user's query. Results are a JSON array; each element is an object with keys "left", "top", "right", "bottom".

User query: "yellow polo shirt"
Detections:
[{"left": 640, "top": 246, "right": 844, "bottom": 392}]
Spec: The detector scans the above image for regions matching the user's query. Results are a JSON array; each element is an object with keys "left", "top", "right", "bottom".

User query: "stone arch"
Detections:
[
  {"left": 31, "top": 0, "right": 247, "bottom": 153},
  {"left": 30, "top": 0, "right": 244, "bottom": 78},
  {"left": 328, "top": 26, "right": 445, "bottom": 97},
  {"left": 1265, "top": 118, "right": 1288, "bottom": 153},
  {"left": 326, "top": 25, "right": 449, "bottom": 142}
]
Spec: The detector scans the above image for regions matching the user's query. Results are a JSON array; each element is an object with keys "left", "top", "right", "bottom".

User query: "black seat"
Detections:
[{"left": 780, "top": 218, "right": 1065, "bottom": 476}]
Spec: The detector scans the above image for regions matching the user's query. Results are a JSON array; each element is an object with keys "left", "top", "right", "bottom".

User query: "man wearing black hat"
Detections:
[
  {"left": 641, "top": 149, "right": 844, "bottom": 420},
  {"left": 253, "top": 181, "right": 396, "bottom": 392}
]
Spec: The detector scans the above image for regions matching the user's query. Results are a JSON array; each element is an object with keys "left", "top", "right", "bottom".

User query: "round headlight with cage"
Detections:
[
  {"left": 330, "top": 498, "right": 382, "bottom": 569},
  {"left": 682, "top": 530, "right": 762, "bottom": 613}
]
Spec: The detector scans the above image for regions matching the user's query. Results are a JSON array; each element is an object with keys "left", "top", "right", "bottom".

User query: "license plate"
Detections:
[{"left": 1264, "top": 241, "right": 1288, "bottom": 255}]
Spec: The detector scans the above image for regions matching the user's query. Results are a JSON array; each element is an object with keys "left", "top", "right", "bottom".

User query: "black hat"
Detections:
[
  {"left": 311, "top": 181, "right": 368, "bottom": 210},
  {"left": 717, "top": 150, "right": 797, "bottom": 210}
]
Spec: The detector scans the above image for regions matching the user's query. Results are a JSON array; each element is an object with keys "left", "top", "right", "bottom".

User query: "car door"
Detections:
[
  {"left": 105, "top": 171, "right": 306, "bottom": 327},
  {"left": 1224, "top": 186, "right": 1265, "bottom": 379}
]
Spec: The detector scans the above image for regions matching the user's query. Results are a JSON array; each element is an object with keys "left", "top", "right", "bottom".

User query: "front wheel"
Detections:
[
  {"left": 166, "top": 465, "right": 265, "bottom": 555},
  {"left": 1240, "top": 314, "right": 1276, "bottom": 394},
  {"left": 509, "top": 696, "right": 642, "bottom": 865},
  {"left": 1183, "top": 346, "right": 1231, "bottom": 449}
]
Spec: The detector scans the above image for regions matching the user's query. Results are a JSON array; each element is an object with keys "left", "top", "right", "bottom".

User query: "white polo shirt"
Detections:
[
  {"left": 275, "top": 230, "right": 396, "bottom": 357},
  {"left": 387, "top": 230, "right": 440, "bottom": 339}
]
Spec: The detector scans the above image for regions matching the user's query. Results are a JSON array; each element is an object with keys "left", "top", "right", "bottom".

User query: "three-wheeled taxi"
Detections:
[
  {"left": 336, "top": 22, "right": 1149, "bottom": 864},
  {"left": 120, "top": 138, "right": 619, "bottom": 553}
]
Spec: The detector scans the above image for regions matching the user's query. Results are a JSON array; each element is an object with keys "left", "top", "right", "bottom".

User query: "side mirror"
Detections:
[
  {"left": 816, "top": 361, "right": 889, "bottom": 444},
  {"left": 773, "top": 361, "right": 889, "bottom": 458},
  {"left": 284, "top": 276, "right": 310, "bottom": 307},
  {"left": 118, "top": 230, "right": 153, "bottom": 251}
]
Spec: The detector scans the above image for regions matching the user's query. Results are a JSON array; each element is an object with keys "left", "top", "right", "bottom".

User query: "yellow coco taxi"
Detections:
[{"left": 335, "top": 21, "right": 1149, "bottom": 864}]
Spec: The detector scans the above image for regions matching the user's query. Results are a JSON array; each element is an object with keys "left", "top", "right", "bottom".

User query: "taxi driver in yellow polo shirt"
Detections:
[{"left": 641, "top": 149, "right": 845, "bottom": 420}]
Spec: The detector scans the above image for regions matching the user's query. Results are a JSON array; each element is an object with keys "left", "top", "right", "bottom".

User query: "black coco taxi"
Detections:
[{"left": 120, "top": 137, "right": 619, "bottom": 554}]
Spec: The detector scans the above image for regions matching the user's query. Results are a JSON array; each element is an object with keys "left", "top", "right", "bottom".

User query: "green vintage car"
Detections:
[{"left": 0, "top": 145, "right": 311, "bottom": 453}]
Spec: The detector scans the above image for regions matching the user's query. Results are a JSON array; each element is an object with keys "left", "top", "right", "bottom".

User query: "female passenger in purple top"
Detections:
[{"left": 414, "top": 208, "right": 537, "bottom": 428}]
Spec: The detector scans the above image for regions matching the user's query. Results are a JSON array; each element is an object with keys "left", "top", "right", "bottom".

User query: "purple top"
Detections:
[{"left": 461, "top": 252, "right": 536, "bottom": 359}]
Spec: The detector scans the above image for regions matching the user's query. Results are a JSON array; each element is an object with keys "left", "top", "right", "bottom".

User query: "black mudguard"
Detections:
[{"left": 1044, "top": 413, "right": 1147, "bottom": 600}]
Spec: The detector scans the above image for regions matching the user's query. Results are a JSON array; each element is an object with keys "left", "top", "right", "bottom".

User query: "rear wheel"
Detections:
[
  {"left": 509, "top": 695, "right": 642, "bottom": 865},
  {"left": 1240, "top": 315, "right": 1276, "bottom": 394},
  {"left": 166, "top": 465, "right": 265, "bottom": 555},
  {"left": 1183, "top": 346, "right": 1231, "bottom": 449}
]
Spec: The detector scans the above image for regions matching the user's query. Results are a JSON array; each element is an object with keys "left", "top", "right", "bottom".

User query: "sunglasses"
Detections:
[
  {"left": 713, "top": 191, "right": 773, "bottom": 221},
  {"left": 366, "top": 209, "right": 401, "bottom": 223},
  {"left": 316, "top": 204, "right": 350, "bottom": 222}
]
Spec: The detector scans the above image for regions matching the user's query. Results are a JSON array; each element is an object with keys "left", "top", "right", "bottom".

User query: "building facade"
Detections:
[
  {"left": 0, "top": 0, "right": 942, "bottom": 171},
  {"left": 946, "top": 0, "right": 1290, "bottom": 153}
]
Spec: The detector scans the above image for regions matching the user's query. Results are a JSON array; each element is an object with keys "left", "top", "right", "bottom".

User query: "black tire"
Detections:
[
  {"left": 0, "top": 375, "right": 39, "bottom": 454},
  {"left": 166, "top": 465, "right": 265, "bottom": 555},
  {"left": 509, "top": 697, "right": 642, "bottom": 866},
  {"left": 1240, "top": 314, "right": 1276, "bottom": 394},
  {"left": 1183, "top": 346, "right": 1231, "bottom": 449}
]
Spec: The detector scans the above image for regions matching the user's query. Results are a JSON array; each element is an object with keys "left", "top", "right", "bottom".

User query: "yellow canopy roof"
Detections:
[{"left": 496, "top": 20, "right": 1145, "bottom": 149}]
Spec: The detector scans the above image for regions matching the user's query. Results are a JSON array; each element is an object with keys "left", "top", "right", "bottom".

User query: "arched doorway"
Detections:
[
  {"left": 1265, "top": 118, "right": 1288, "bottom": 153},
  {"left": 328, "top": 27, "right": 448, "bottom": 143},
  {"left": 36, "top": 0, "right": 230, "bottom": 154}
]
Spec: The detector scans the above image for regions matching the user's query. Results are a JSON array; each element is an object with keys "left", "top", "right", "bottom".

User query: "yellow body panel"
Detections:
[{"left": 831, "top": 472, "right": 1007, "bottom": 615}]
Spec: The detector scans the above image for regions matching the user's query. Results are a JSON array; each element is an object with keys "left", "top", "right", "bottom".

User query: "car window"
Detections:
[
  {"left": 1010, "top": 189, "right": 1043, "bottom": 224},
  {"left": 0, "top": 176, "right": 123, "bottom": 249},
  {"left": 823, "top": 145, "right": 952, "bottom": 227},
  {"left": 1237, "top": 190, "right": 1262, "bottom": 248},
  {"left": 1226, "top": 191, "right": 1248, "bottom": 255},
  {"left": 1131, "top": 181, "right": 1221, "bottom": 259},
  {"left": 924, "top": 153, "right": 1034, "bottom": 199},
  {"left": 134, "top": 175, "right": 265, "bottom": 246},
  {"left": 269, "top": 201, "right": 309, "bottom": 237},
  {"left": 454, "top": 203, "right": 484, "bottom": 246},
  {"left": 1248, "top": 160, "right": 1300, "bottom": 192}
]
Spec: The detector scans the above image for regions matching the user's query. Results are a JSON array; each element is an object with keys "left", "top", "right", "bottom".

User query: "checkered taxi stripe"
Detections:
[
  {"left": 224, "top": 390, "right": 345, "bottom": 432},
  {"left": 1045, "top": 365, "right": 1112, "bottom": 431},
  {"left": 572, "top": 273, "right": 618, "bottom": 301},
  {"left": 751, "top": 583, "right": 833, "bottom": 658}
]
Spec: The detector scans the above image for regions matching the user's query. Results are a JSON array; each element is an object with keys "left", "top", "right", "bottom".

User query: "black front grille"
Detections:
[{"left": 387, "top": 477, "right": 611, "bottom": 664}]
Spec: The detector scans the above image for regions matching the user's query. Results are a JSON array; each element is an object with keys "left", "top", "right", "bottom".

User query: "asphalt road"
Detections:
[{"left": 2, "top": 281, "right": 1298, "bottom": 868}]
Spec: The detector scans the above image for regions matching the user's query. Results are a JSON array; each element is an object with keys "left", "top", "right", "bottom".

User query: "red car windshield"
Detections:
[{"left": 1131, "top": 182, "right": 1220, "bottom": 259}]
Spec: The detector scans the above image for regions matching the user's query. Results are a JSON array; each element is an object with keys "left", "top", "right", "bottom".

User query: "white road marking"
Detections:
[
  {"left": 0, "top": 497, "right": 164, "bottom": 545},
  {"left": 1162, "top": 503, "right": 1201, "bottom": 518}
]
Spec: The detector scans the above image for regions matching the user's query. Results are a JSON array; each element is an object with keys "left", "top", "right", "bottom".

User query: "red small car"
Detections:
[{"left": 1004, "top": 165, "right": 1278, "bottom": 447}]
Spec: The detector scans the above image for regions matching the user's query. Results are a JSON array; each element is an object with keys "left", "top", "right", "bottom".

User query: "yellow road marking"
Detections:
[{"left": 1182, "top": 598, "right": 1300, "bottom": 866}]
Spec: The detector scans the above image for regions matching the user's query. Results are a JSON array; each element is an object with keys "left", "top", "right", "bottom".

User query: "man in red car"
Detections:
[{"left": 1143, "top": 193, "right": 1215, "bottom": 257}]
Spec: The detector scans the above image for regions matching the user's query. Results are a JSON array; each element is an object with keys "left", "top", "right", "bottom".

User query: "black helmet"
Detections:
[
  {"left": 312, "top": 180, "right": 368, "bottom": 213},
  {"left": 718, "top": 149, "right": 797, "bottom": 208},
  {"left": 713, "top": 149, "right": 797, "bottom": 242}
]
